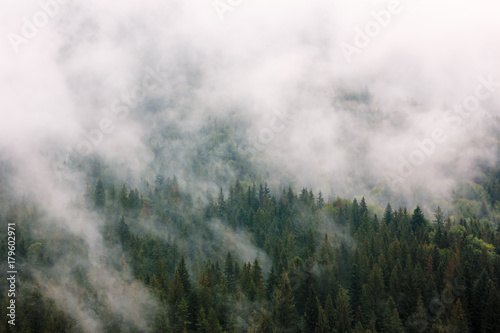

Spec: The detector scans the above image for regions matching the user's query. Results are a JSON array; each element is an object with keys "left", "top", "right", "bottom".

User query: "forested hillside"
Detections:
[{"left": 2, "top": 165, "right": 500, "bottom": 332}]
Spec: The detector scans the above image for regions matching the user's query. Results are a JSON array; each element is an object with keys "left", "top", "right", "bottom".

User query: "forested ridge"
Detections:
[{"left": 2, "top": 170, "right": 500, "bottom": 333}]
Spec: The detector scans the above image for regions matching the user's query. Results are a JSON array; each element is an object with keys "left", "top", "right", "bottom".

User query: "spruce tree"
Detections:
[
  {"left": 349, "top": 263, "right": 363, "bottom": 312},
  {"left": 448, "top": 299, "right": 468, "bottom": 333},
  {"left": 434, "top": 206, "right": 444, "bottom": 247},
  {"left": 360, "top": 197, "right": 368, "bottom": 216},
  {"left": 334, "top": 287, "right": 352, "bottom": 333},
  {"left": 384, "top": 203, "right": 393, "bottom": 225},
  {"left": 304, "top": 287, "right": 319, "bottom": 332},
  {"left": 119, "top": 184, "right": 128, "bottom": 209},
  {"left": 224, "top": 252, "right": 236, "bottom": 293},
  {"left": 273, "top": 270, "right": 298, "bottom": 331},
  {"left": 351, "top": 199, "right": 361, "bottom": 231},
  {"left": 95, "top": 178, "right": 105, "bottom": 208},
  {"left": 324, "top": 294, "right": 336, "bottom": 331}
]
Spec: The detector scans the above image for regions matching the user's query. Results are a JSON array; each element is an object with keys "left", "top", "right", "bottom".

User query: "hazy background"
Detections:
[{"left": 2, "top": 0, "right": 500, "bottom": 204}]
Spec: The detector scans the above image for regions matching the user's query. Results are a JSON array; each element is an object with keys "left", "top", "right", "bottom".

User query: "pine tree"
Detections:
[
  {"left": 471, "top": 270, "right": 488, "bottom": 331},
  {"left": 434, "top": 206, "right": 444, "bottom": 247},
  {"left": 352, "top": 199, "right": 361, "bottom": 231},
  {"left": 207, "top": 307, "right": 223, "bottom": 333},
  {"left": 448, "top": 298, "right": 468, "bottom": 333},
  {"left": 224, "top": 252, "right": 236, "bottom": 293},
  {"left": 356, "top": 212, "right": 372, "bottom": 240},
  {"left": 334, "top": 287, "right": 352, "bottom": 333},
  {"left": 382, "top": 297, "right": 403, "bottom": 332},
  {"left": 95, "top": 178, "right": 105, "bottom": 207},
  {"left": 483, "top": 279, "right": 500, "bottom": 332},
  {"left": 174, "top": 297, "right": 191, "bottom": 332},
  {"left": 350, "top": 263, "right": 363, "bottom": 312},
  {"left": 366, "top": 264, "right": 385, "bottom": 316},
  {"left": 198, "top": 271, "right": 211, "bottom": 310},
  {"left": 197, "top": 308, "right": 210, "bottom": 333},
  {"left": 431, "top": 315, "right": 445, "bottom": 333},
  {"left": 128, "top": 189, "right": 139, "bottom": 209},
  {"left": 155, "top": 173, "right": 165, "bottom": 189},
  {"left": 177, "top": 256, "right": 191, "bottom": 295},
  {"left": 251, "top": 258, "right": 265, "bottom": 300},
  {"left": 407, "top": 294, "right": 428, "bottom": 333},
  {"left": 169, "top": 270, "right": 186, "bottom": 306},
  {"left": 360, "top": 197, "right": 368, "bottom": 216},
  {"left": 411, "top": 206, "right": 427, "bottom": 232},
  {"left": 317, "top": 304, "right": 330, "bottom": 333},
  {"left": 25, "top": 284, "right": 45, "bottom": 332},
  {"left": 44, "top": 315, "right": 57, "bottom": 333},
  {"left": 384, "top": 203, "right": 393, "bottom": 225},
  {"left": 217, "top": 187, "right": 225, "bottom": 217},
  {"left": 266, "top": 266, "right": 279, "bottom": 300},
  {"left": 304, "top": 287, "right": 319, "bottom": 332},
  {"left": 109, "top": 184, "right": 116, "bottom": 203},
  {"left": 317, "top": 191, "right": 325, "bottom": 209},
  {"left": 480, "top": 199, "right": 489, "bottom": 218},
  {"left": 226, "top": 313, "right": 238, "bottom": 333},
  {"left": 433, "top": 206, "right": 444, "bottom": 228},
  {"left": 273, "top": 270, "right": 298, "bottom": 331},
  {"left": 119, "top": 184, "right": 128, "bottom": 209},
  {"left": 117, "top": 215, "right": 130, "bottom": 248},
  {"left": 324, "top": 294, "right": 336, "bottom": 331}
]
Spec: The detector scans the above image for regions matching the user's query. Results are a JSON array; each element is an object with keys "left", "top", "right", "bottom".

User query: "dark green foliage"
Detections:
[
  {"left": 2, "top": 174, "right": 500, "bottom": 332},
  {"left": 95, "top": 178, "right": 105, "bottom": 207},
  {"left": 384, "top": 203, "right": 393, "bottom": 225},
  {"left": 119, "top": 184, "right": 128, "bottom": 208},
  {"left": 273, "top": 270, "right": 298, "bottom": 331},
  {"left": 411, "top": 205, "right": 427, "bottom": 231},
  {"left": 334, "top": 287, "right": 352, "bottom": 333},
  {"left": 349, "top": 263, "right": 363, "bottom": 313},
  {"left": 303, "top": 287, "right": 319, "bottom": 332}
]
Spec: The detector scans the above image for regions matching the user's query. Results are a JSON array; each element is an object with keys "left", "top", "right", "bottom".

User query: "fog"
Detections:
[
  {"left": 2, "top": 0, "right": 500, "bottom": 201},
  {"left": 1, "top": 0, "right": 500, "bottom": 330}
]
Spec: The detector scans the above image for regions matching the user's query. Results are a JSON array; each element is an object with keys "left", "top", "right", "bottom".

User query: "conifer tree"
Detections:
[
  {"left": 384, "top": 203, "right": 393, "bottom": 225},
  {"left": 352, "top": 198, "right": 361, "bottom": 231},
  {"left": 448, "top": 299, "right": 468, "bottom": 333},
  {"left": 360, "top": 197, "right": 368, "bottom": 216},
  {"left": 273, "top": 270, "right": 298, "bottom": 331},
  {"left": 119, "top": 184, "right": 128, "bottom": 209},
  {"left": 324, "top": 294, "right": 336, "bottom": 331},
  {"left": 317, "top": 191, "right": 325, "bottom": 209},
  {"left": 304, "top": 287, "right": 319, "bottom": 332},
  {"left": 382, "top": 296, "right": 403, "bottom": 332},
  {"left": 95, "top": 178, "right": 105, "bottom": 207},
  {"left": 224, "top": 252, "right": 236, "bottom": 293},
  {"left": 411, "top": 206, "right": 427, "bottom": 232},
  {"left": 350, "top": 263, "right": 363, "bottom": 312},
  {"left": 334, "top": 287, "right": 352, "bottom": 333},
  {"left": 207, "top": 307, "right": 223, "bottom": 333},
  {"left": 109, "top": 184, "right": 116, "bottom": 203},
  {"left": 434, "top": 206, "right": 444, "bottom": 247}
]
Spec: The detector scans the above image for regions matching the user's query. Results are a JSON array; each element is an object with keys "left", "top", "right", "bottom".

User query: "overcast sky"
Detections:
[{"left": 2, "top": 0, "right": 500, "bottom": 205}]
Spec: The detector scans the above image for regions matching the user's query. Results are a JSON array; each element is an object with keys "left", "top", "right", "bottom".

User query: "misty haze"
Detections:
[{"left": 1, "top": 0, "right": 500, "bottom": 332}]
